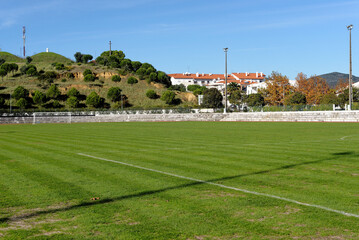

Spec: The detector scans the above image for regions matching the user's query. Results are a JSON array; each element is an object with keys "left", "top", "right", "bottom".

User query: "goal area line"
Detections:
[{"left": 77, "top": 153, "right": 359, "bottom": 219}]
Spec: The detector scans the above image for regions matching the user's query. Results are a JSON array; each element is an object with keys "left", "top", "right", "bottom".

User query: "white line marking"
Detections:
[
  {"left": 77, "top": 153, "right": 359, "bottom": 218},
  {"left": 340, "top": 136, "right": 350, "bottom": 140}
]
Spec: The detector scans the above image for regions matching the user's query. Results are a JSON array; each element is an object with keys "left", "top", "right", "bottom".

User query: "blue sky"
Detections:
[{"left": 0, "top": 0, "right": 358, "bottom": 79}]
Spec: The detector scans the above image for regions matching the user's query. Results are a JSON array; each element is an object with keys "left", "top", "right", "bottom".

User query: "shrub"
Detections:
[
  {"left": 0, "top": 97, "right": 5, "bottom": 107},
  {"left": 83, "top": 69, "right": 92, "bottom": 76},
  {"left": 161, "top": 90, "right": 176, "bottom": 105},
  {"left": 67, "top": 72, "right": 75, "bottom": 79},
  {"left": 107, "top": 87, "right": 122, "bottom": 102},
  {"left": 67, "top": 87, "right": 80, "bottom": 97},
  {"left": 149, "top": 72, "right": 157, "bottom": 82},
  {"left": 146, "top": 89, "right": 158, "bottom": 99},
  {"left": 13, "top": 86, "right": 29, "bottom": 100},
  {"left": 127, "top": 76, "right": 138, "bottom": 85},
  {"left": 16, "top": 98, "right": 28, "bottom": 109},
  {"left": 67, "top": 96, "right": 79, "bottom": 108},
  {"left": 246, "top": 93, "right": 265, "bottom": 107},
  {"left": 86, "top": 91, "right": 103, "bottom": 108},
  {"left": 26, "top": 67, "right": 37, "bottom": 76},
  {"left": 84, "top": 74, "right": 95, "bottom": 82},
  {"left": 46, "top": 85, "right": 61, "bottom": 99},
  {"left": 52, "top": 100, "right": 62, "bottom": 108},
  {"left": 38, "top": 71, "right": 58, "bottom": 82},
  {"left": 169, "top": 84, "right": 186, "bottom": 92},
  {"left": 53, "top": 62, "right": 65, "bottom": 70},
  {"left": 33, "top": 90, "right": 46, "bottom": 105},
  {"left": 111, "top": 75, "right": 121, "bottom": 82}
]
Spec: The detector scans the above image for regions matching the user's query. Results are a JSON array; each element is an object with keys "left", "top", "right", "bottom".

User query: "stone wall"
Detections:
[{"left": 1, "top": 111, "right": 359, "bottom": 125}]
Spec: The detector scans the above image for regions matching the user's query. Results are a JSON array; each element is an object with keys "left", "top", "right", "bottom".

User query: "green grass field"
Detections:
[{"left": 0, "top": 122, "right": 359, "bottom": 239}]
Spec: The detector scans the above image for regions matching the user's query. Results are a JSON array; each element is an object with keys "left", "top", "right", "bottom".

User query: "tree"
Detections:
[
  {"left": 284, "top": 92, "right": 306, "bottom": 105},
  {"left": 228, "top": 90, "right": 244, "bottom": 105},
  {"left": 0, "top": 69, "right": 7, "bottom": 80},
  {"left": 168, "top": 84, "right": 186, "bottom": 92},
  {"left": 46, "top": 85, "right": 61, "bottom": 99},
  {"left": 67, "top": 87, "right": 80, "bottom": 97},
  {"left": 74, "top": 52, "right": 83, "bottom": 63},
  {"left": 296, "top": 73, "right": 329, "bottom": 105},
  {"left": 0, "top": 58, "right": 5, "bottom": 65},
  {"left": 26, "top": 67, "right": 37, "bottom": 76},
  {"left": 9, "top": 63, "right": 18, "bottom": 75},
  {"left": 146, "top": 89, "right": 158, "bottom": 99},
  {"left": 16, "top": 98, "right": 28, "bottom": 109},
  {"left": 132, "top": 61, "right": 142, "bottom": 71},
  {"left": 321, "top": 92, "right": 339, "bottom": 105},
  {"left": 227, "top": 82, "right": 241, "bottom": 93},
  {"left": 136, "top": 68, "right": 146, "bottom": 79},
  {"left": 161, "top": 90, "right": 176, "bottom": 105},
  {"left": 111, "top": 75, "right": 121, "bottom": 82},
  {"left": 26, "top": 56, "right": 32, "bottom": 64},
  {"left": 67, "top": 96, "right": 79, "bottom": 108},
  {"left": 127, "top": 76, "right": 138, "bottom": 84},
  {"left": 86, "top": 91, "right": 103, "bottom": 108},
  {"left": 107, "top": 87, "right": 122, "bottom": 102},
  {"left": 149, "top": 72, "right": 157, "bottom": 82},
  {"left": 264, "top": 71, "right": 292, "bottom": 105},
  {"left": 202, "top": 88, "right": 223, "bottom": 108},
  {"left": 0, "top": 63, "right": 11, "bottom": 73},
  {"left": 246, "top": 93, "right": 265, "bottom": 107},
  {"left": 82, "top": 54, "right": 93, "bottom": 63},
  {"left": 13, "top": 86, "right": 29, "bottom": 100},
  {"left": 120, "top": 59, "right": 132, "bottom": 71},
  {"left": 157, "top": 71, "right": 171, "bottom": 87},
  {"left": 33, "top": 90, "right": 46, "bottom": 105}
]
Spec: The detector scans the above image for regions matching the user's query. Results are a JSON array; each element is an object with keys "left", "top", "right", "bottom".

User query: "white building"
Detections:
[
  {"left": 246, "top": 79, "right": 297, "bottom": 95},
  {"left": 168, "top": 72, "right": 266, "bottom": 91}
]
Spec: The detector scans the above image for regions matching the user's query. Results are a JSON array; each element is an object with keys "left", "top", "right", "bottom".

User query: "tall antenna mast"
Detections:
[
  {"left": 109, "top": 41, "right": 112, "bottom": 56},
  {"left": 22, "top": 26, "right": 26, "bottom": 58}
]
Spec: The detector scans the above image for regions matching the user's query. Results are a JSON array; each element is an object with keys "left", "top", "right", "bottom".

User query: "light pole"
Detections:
[
  {"left": 347, "top": 24, "right": 353, "bottom": 110},
  {"left": 224, "top": 48, "right": 228, "bottom": 113}
]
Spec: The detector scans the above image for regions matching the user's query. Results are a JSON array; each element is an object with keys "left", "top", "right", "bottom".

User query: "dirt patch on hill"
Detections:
[{"left": 177, "top": 92, "right": 197, "bottom": 103}]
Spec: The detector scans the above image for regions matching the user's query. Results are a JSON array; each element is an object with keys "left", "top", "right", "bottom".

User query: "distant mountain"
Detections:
[{"left": 319, "top": 72, "right": 359, "bottom": 88}]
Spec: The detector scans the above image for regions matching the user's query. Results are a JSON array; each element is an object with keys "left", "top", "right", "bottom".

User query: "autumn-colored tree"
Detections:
[
  {"left": 335, "top": 78, "right": 349, "bottom": 94},
  {"left": 264, "top": 72, "right": 293, "bottom": 105},
  {"left": 295, "top": 73, "right": 329, "bottom": 105}
]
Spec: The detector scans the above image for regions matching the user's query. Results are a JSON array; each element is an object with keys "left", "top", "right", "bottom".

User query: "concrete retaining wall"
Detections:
[{"left": 1, "top": 111, "right": 359, "bottom": 124}]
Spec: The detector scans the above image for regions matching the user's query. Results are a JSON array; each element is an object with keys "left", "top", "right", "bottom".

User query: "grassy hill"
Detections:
[
  {"left": 31, "top": 52, "right": 72, "bottom": 64},
  {"left": 0, "top": 51, "right": 196, "bottom": 110},
  {"left": 319, "top": 72, "right": 359, "bottom": 88},
  {"left": 0, "top": 52, "right": 25, "bottom": 63}
]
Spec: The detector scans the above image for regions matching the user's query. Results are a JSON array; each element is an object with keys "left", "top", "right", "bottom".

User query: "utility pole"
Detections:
[
  {"left": 347, "top": 25, "right": 353, "bottom": 110},
  {"left": 109, "top": 41, "right": 112, "bottom": 56},
  {"left": 224, "top": 48, "right": 228, "bottom": 114},
  {"left": 23, "top": 26, "right": 26, "bottom": 58}
]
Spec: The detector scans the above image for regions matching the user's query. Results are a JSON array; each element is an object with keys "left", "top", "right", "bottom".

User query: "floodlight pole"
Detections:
[
  {"left": 347, "top": 25, "right": 353, "bottom": 110},
  {"left": 224, "top": 48, "right": 228, "bottom": 113}
]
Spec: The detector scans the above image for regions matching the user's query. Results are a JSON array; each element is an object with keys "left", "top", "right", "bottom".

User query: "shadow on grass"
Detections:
[{"left": 0, "top": 151, "right": 356, "bottom": 224}]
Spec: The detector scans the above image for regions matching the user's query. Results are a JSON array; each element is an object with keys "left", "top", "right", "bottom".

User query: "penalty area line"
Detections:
[{"left": 77, "top": 153, "right": 359, "bottom": 219}]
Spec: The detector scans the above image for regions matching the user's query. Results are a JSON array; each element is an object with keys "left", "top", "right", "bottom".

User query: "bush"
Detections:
[
  {"left": 16, "top": 98, "right": 28, "bottom": 109},
  {"left": 84, "top": 74, "right": 95, "bottom": 82},
  {"left": 53, "top": 62, "right": 65, "bottom": 70},
  {"left": 169, "top": 84, "right": 186, "bottom": 92},
  {"left": 149, "top": 72, "right": 157, "bottom": 82},
  {"left": 67, "top": 87, "right": 80, "bottom": 97},
  {"left": 46, "top": 85, "right": 61, "bottom": 99},
  {"left": 61, "top": 78, "right": 67, "bottom": 82},
  {"left": 202, "top": 88, "right": 223, "bottom": 108},
  {"left": 33, "top": 90, "right": 46, "bottom": 105},
  {"left": 38, "top": 71, "right": 58, "bottom": 82},
  {"left": 111, "top": 75, "right": 121, "bottom": 82},
  {"left": 146, "top": 89, "right": 158, "bottom": 99},
  {"left": 83, "top": 69, "right": 92, "bottom": 76},
  {"left": 127, "top": 76, "right": 138, "bottom": 85},
  {"left": 67, "top": 96, "right": 79, "bottom": 108},
  {"left": 161, "top": 90, "right": 176, "bottom": 105},
  {"left": 86, "top": 91, "right": 103, "bottom": 108},
  {"left": 284, "top": 92, "right": 306, "bottom": 105},
  {"left": 67, "top": 72, "right": 75, "bottom": 79},
  {"left": 0, "top": 97, "right": 5, "bottom": 107},
  {"left": 13, "top": 86, "right": 29, "bottom": 100},
  {"left": 107, "top": 87, "right": 122, "bottom": 102},
  {"left": 52, "top": 100, "right": 62, "bottom": 108}
]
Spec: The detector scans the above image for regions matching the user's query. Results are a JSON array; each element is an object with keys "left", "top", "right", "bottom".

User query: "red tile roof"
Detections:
[
  {"left": 232, "top": 72, "right": 265, "bottom": 80},
  {"left": 169, "top": 72, "right": 265, "bottom": 81},
  {"left": 168, "top": 73, "right": 236, "bottom": 81}
]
